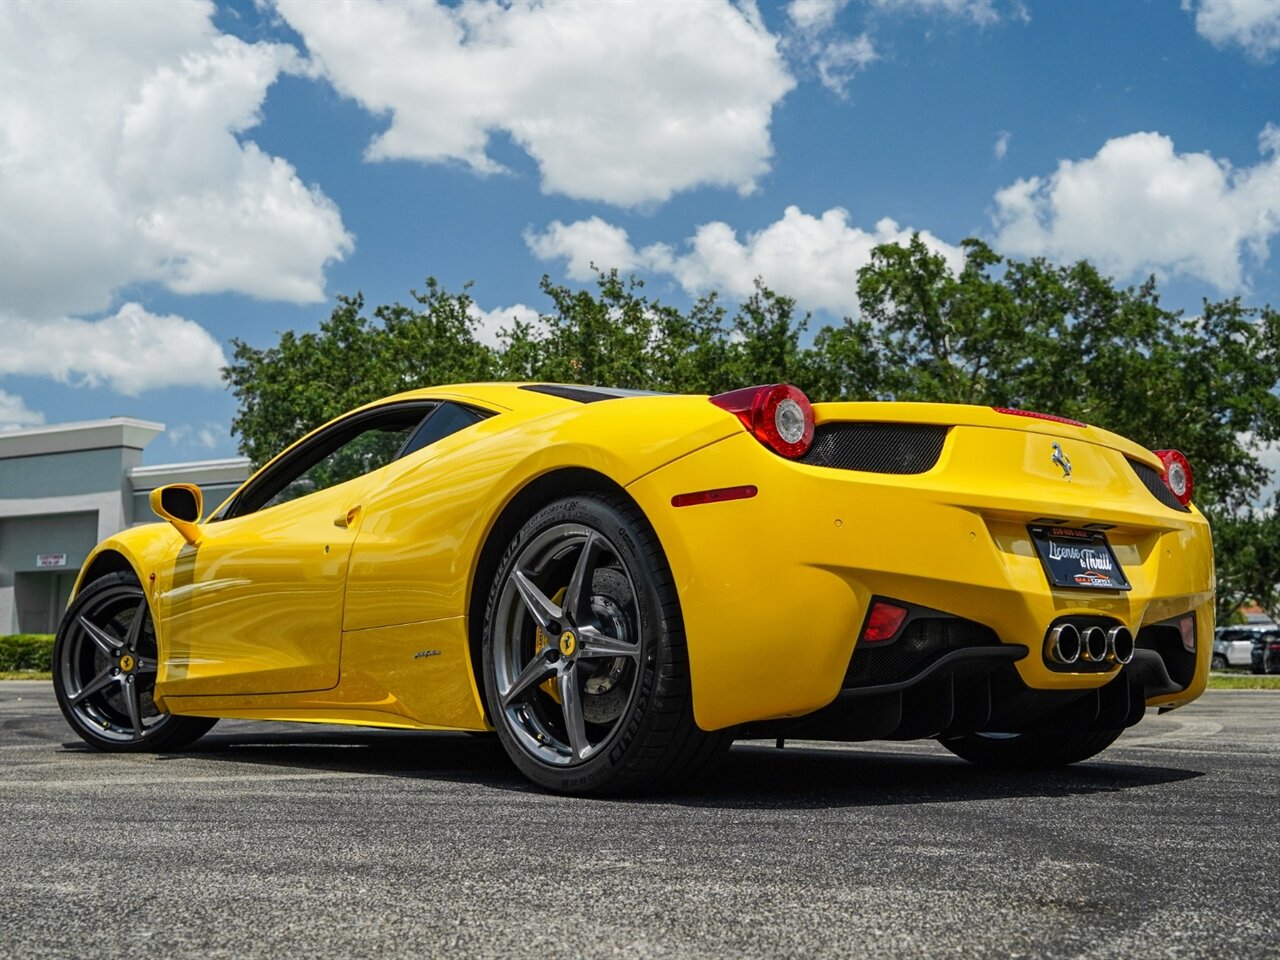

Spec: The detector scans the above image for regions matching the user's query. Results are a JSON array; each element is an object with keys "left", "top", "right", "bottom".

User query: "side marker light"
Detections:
[{"left": 671, "top": 485, "right": 758, "bottom": 508}]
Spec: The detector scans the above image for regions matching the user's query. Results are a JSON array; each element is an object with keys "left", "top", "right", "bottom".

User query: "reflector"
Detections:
[
  {"left": 1178, "top": 615, "right": 1196, "bottom": 653},
  {"left": 862, "top": 601, "right": 908, "bottom": 643},
  {"left": 670, "top": 485, "right": 758, "bottom": 508}
]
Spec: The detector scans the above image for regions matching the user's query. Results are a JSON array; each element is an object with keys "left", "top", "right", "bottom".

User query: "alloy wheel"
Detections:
[
  {"left": 58, "top": 581, "right": 164, "bottom": 743},
  {"left": 492, "top": 523, "right": 645, "bottom": 767}
]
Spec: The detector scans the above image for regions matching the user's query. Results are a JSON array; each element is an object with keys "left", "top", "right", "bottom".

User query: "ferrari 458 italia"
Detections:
[{"left": 53, "top": 383, "right": 1214, "bottom": 793}]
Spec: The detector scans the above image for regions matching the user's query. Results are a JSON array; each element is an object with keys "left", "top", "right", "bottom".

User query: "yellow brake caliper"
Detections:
[{"left": 532, "top": 587, "right": 567, "bottom": 704}]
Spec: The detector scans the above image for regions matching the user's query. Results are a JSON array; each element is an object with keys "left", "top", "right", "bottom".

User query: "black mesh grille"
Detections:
[
  {"left": 1128, "top": 460, "right": 1190, "bottom": 512},
  {"left": 799, "top": 422, "right": 948, "bottom": 474},
  {"left": 844, "top": 618, "right": 1001, "bottom": 688}
]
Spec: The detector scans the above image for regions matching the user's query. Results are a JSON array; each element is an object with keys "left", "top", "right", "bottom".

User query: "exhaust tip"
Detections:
[
  {"left": 1046, "top": 623, "right": 1081, "bottom": 664},
  {"left": 1107, "top": 626, "right": 1135, "bottom": 665},
  {"left": 1081, "top": 626, "right": 1109, "bottom": 663}
]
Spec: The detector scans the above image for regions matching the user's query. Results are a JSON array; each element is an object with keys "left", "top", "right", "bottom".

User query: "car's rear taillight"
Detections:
[
  {"left": 991, "top": 407, "right": 1086, "bottom": 428},
  {"left": 710, "top": 384, "right": 815, "bottom": 458},
  {"left": 1153, "top": 449, "right": 1194, "bottom": 507}
]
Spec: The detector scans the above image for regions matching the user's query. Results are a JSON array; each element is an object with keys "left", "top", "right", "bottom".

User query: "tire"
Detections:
[
  {"left": 53, "top": 571, "right": 216, "bottom": 753},
  {"left": 1211, "top": 654, "right": 1228, "bottom": 670},
  {"left": 938, "top": 727, "right": 1124, "bottom": 769},
  {"left": 481, "top": 492, "right": 728, "bottom": 795}
]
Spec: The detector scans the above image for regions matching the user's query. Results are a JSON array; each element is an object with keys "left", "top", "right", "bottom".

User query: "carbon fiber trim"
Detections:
[
  {"left": 519, "top": 384, "right": 614, "bottom": 403},
  {"left": 1128, "top": 459, "right": 1191, "bottom": 512},
  {"left": 798, "top": 422, "right": 948, "bottom": 474},
  {"left": 844, "top": 617, "right": 1001, "bottom": 688},
  {"left": 518, "top": 384, "right": 672, "bottom": 403}
]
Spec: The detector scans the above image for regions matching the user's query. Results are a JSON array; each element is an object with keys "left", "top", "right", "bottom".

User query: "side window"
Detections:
[
  {"left": 225, "top": 403, "right": 435, "bottom": 518},
  {"left": 394, "top": 402, "right": 488, "bottom": 462}
]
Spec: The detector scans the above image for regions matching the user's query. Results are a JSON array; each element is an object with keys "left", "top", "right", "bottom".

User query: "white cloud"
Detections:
[
  {"left": 467, "top": 303, "right": 544, "bottom": 348},
  {"left": 869, "top": 0, "right": 1006, "bottom": 26},
  {"left": 275, "top": 0, "right": 794, "bottom": 207},
  {"left": 0, "top": 0, "right": 353, "bottom": 321},
  {"left": 524, "top": 219, "right": 648, "bottom": 282},
  {"left": 526, "top": 206, "right": 966, "bottom": 318},
  {"left": 785, "top": 0, "right": 875, "bottom": 97},
  {"left": 1183, "top": 0, "right": 1280, "bottom": 59},
  {"left": 816, "top": 34, "right": 879, "bottom": 96},
  {"left": 788, "top": 0, "right": 852, "bottom": 34},
  {"left": 994, "top": 130, "right": 1012, "bottom": 159},
  {"left": 992, "top": 126, "right": 1280, "bottom": 292},
  {"left": 0, "top": 304, "right": 227, "bottom": 396},
  {"left": 0, "top": 390, "right": 44, "bottom": 432},
  {"left": 169, "top": 422, "right": 226, "bottom": 451}
]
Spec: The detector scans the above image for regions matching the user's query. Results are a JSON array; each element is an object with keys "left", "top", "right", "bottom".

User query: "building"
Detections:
[{"left": 0, "top": 419, "right": 249, "bottom": 634}]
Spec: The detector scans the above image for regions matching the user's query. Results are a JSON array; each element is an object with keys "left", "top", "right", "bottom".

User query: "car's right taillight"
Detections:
[
  {"left": 710, "top": 384, "right": 815, "bottom": 458},
  {"left": 1153, "top": 449, "right": 1194, "bottom": 507}
]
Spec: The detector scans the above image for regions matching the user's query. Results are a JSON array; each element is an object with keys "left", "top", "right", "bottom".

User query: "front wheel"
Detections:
[
  {"left": 1211, "top": 653, "right": 1228, "bottom": 670},
  {"left": 481, "top": 493, "right": 727, "bottom": 795},
  {"left": 938, "top": 727, "right": 1124, "bottom": 769},
  {"left": 53, "top": 572, "right": 216, "bottom": 752}
]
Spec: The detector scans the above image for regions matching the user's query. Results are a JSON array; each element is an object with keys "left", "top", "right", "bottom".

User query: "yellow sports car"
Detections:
[{"left": 54, "top": 382, "right": 1214, "bottom": 793}]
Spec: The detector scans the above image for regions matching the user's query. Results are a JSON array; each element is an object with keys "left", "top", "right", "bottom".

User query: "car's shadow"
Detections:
[{"left": 107, "top": 725, "right": 1207, "bottom": 810}]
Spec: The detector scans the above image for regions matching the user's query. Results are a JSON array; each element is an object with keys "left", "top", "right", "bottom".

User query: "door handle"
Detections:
[{"left": 334, "top": 505, "right": 362, "bottom": 528}]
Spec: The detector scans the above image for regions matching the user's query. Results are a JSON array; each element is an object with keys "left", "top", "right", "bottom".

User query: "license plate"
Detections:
[{"left": 1028, "top": 525, "right": 1130, "bottom": 590}]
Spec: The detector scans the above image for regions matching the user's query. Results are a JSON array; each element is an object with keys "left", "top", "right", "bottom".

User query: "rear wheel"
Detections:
[
  {"left": 53, "top": 572, "right": 216, "bottom": 752},
  {"left": 481, "top": 493, "right": 727, "bottom": 794},
  {"left": 938, "top": 727, "right": 1124, "bottom": 768},
  {"left": 1211, "top": 653, "right": 1228, "bottom": 670}
]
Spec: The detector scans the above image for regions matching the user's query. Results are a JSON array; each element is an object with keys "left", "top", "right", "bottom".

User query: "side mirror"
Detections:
[{"left": 150, "top": 483, "right": 204, "bottom": 546}]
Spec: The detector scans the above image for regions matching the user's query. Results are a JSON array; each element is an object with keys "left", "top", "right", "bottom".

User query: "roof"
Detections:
[{"left": 0, "top": 417, "right": 165, "bottom": 459}]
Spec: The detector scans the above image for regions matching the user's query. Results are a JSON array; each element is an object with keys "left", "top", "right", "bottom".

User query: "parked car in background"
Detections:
[
  {"left": 1213, "top": 627, "right": 1260, "bottom": 669},
  {"left": 1249, "top": 627, "right": 1280, "bottom": 674}
]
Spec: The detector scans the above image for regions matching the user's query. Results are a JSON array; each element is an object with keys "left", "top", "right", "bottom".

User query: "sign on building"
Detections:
[{"left": 36, "top": 553, "right": 67, "bottom": 568}]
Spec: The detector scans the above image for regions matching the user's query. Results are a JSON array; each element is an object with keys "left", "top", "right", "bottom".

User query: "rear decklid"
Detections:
[{"left": 806, "top": 401, "right": 1193, "bottom": 523}]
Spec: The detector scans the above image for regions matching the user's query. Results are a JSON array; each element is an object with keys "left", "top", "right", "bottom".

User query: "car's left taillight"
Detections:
[
  {"left": 1153, "top": 449, "right": 1194, "bottom": 507},
  {"left": 710, "top": 383, "right": 815, "bottom": 458}
]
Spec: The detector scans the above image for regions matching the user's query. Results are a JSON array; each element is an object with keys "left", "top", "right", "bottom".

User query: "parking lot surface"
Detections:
[{"left": 2, "top": 681, "right": 1276, "bottom": 959}]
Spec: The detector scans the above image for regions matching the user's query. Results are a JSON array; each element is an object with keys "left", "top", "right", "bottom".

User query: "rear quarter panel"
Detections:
[{"left": 341, "top": 395, "right": 738, "bottom": 631}]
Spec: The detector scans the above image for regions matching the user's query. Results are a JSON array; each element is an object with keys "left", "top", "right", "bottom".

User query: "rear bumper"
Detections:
[{"left": 627, "top": 428, "right": 1214, "bottom": 732}]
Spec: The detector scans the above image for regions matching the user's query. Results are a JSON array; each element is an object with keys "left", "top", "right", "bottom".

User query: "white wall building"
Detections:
[{"left": 0, "top": 419, "right": 249, "bottom": 633}]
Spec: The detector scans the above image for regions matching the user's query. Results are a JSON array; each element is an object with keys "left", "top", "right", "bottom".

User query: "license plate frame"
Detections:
[{"left": 1027, "top": 524, "right": 1130, "bottom": 591}]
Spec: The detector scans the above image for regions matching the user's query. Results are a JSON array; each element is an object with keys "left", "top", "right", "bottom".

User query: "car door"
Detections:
[{"left": 155, "top": 402, "right": 434, "bottom": 697}]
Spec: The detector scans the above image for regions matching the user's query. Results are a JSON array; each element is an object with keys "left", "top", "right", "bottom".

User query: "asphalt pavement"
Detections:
[{"left": 1, "top": 680, "right": 1276, "bottom": 959}]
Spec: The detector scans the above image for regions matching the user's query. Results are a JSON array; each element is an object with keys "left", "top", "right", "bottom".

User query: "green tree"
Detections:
[
  {"left": 223, "top": 246, "right": 1280, "bottom": 603},
  {"left": 850, "top": 237, "right": 1280, "bottom": 512},
  {"left": 224, "top": 280, "right": 492, "bottom": 467},
  {"left": 1212, "top": 499, "right": 1280, "bottom": 623}
]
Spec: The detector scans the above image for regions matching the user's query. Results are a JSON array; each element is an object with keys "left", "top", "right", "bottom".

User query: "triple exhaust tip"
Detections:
[{"left": 1045, "top": 623, "right": 1134, "bottom": 666}]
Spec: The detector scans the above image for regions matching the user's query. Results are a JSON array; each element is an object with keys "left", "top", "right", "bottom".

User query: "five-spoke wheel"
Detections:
[
  {"left": 482, "top": 493, "right": 726, "bottom": 794},
  {"left": 53, "top": 572, "right": 215, "bottom": 752}
]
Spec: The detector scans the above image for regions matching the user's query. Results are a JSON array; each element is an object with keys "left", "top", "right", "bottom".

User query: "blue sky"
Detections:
[{"left": 1, "top": 0, "right": 1277, "bottom": 466}]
